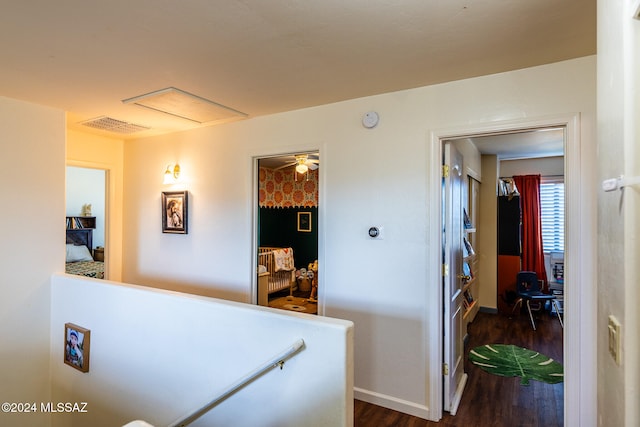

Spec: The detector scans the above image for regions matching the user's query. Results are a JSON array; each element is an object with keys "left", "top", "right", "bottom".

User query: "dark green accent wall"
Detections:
[{"left": 259, "top": 207, "right": 318, "bottom": 269}]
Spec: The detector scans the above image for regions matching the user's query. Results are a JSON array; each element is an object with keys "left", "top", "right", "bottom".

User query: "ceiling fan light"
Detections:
[{"left": 296, "top": 164, "right": 308, "bottom": 174}]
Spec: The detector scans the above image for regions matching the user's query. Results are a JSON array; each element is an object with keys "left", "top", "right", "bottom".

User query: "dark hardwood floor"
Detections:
[{"left": 355, "top": 310, "right": 564, "bottom": 427}]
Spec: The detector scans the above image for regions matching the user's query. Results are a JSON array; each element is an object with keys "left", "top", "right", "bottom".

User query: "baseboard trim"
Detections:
[
  {"left": 447, "top": 373, "right": 468, "bottom": 416},
  {"left": 354, "top": 387, "right": 434, "bottom": 421},
  {"left": 479, "top": 306, "right": 498, "bottom": 314}
]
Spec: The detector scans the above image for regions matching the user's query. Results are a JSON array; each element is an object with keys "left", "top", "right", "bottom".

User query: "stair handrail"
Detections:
[{"left": 168, "top": 338, "right": 305, "bottom": 427}]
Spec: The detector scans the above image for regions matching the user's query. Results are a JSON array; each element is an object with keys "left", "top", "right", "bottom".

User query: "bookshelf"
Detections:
[
  {"left": 462, "top": 230, "right": 477, "bottom": 320},
  {"left": 66, "top": 216, "right": 96, "bottom": 229},
  {"left": 462, "top": 178, "right": 481, "bottom": 323}
]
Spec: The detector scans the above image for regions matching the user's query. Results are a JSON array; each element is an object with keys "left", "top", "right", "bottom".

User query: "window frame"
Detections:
[{"left": 539, "top": 177, "right": 565, "bottom": 254}]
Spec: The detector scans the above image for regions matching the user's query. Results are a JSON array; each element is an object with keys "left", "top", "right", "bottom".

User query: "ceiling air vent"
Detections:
[{"left": 80, "top": 116, "right": 150, "bottom": 134}]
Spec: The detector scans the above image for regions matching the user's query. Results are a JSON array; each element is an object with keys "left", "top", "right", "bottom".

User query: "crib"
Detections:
[{"left": 257, "top": 247, "right": 296, "bottom": 306}]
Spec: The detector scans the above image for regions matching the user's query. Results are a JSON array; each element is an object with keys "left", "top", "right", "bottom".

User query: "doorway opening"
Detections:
[
  {"left": 254, "top": 152, "right": 320, "bottom": 315},
  {"left": 65, "top": 166, "right": 107, "bottom": 280},
  {"left": 442, "top": 127, "right": 565, "bottom": 417},
  {"left": 429, "top": 113, "right": 585, "bottom": 424}
]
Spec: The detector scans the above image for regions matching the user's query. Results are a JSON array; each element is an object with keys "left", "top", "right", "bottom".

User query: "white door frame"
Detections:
[{"left": 427, "top": 113, "right": 595, "bottom": 424}]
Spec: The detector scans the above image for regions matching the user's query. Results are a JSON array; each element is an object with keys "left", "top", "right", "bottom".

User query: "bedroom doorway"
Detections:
[
  {"left": 442, "top": 128, "right": 565, "bottom": 417},
  {"left": 429, "top": 114, "right": 586, "bottom": 423},
  {"left": 254, "top": 152, "right": 320, "bottom": 315},
  {"left": 65, "top": 166, "right": 107, "bottom": 279}
]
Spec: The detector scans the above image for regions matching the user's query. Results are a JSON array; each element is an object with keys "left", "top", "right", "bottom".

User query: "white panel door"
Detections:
[{"left": 443, "top": 142, "right": 467, "bottom": 414}]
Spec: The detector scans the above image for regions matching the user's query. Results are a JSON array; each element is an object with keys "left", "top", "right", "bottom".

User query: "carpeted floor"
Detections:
[{"left": 269, "top": 295, "right": 317, "bottom": 315}]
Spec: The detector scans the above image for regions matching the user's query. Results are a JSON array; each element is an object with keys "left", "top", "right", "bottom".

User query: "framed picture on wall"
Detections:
[
  {"left": 162, "top": 191, "right": 188, "bottom": 234},
  {"left": 297, "top": 211, "right": 312, "bottom": 232},
  {"left": 64, "top": 323, "right": 90, "bottom": 372}
]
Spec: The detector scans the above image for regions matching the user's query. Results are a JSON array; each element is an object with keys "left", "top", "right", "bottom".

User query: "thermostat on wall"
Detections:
[
  {"left": 362, "top": 111, "right": 379, "bottom": 128},
  {"left": 368, "top": 226, "right": 384, "bottom": 239}
]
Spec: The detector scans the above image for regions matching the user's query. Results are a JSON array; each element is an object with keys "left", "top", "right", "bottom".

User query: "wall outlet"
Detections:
[{"left": 608, "top": 315, "right": 622, "bottom": 365}]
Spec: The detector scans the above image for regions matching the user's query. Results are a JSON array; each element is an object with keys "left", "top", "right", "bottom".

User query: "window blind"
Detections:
[{"left": 539, "top": 180, "right": 564, "bottom": 253}]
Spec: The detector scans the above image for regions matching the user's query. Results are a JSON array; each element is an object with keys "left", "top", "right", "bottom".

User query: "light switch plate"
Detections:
[{"left": 608, "top": 315, "right": 622, "bottom": 365}]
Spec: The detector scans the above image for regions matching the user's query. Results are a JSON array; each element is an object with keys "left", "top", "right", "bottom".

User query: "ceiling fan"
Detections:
[{"left": 276, "top": 154, "right": 319, "bottom": 174}]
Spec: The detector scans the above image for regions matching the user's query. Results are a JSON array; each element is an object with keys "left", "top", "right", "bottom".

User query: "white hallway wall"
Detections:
[
  {"left": 122, "top": 56, "right": 596, "bottom": 419},
  {"left": 0, "top": 96, "right": 65, "bottom": 427},
  {"left": 500, "top": 156, "right": 565, "bottom": 178},
  {"left": 596, "top": 0, "right": 640, "bottom": 426}
]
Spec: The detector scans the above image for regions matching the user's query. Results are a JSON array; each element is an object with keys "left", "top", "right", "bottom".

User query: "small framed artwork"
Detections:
[
  {"left": 297, "top": 211, "right": 312, "bottom": 232},
  {"left": 162, "top": 191, "right": 188, "bottom": 234},
  {"left": 64, "top": 323, "right": 90, "bottom": 373}
]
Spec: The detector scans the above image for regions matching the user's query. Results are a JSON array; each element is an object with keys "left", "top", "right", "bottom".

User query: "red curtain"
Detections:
[{"left": 513, "top": 175, "right": 548, "bottom": 292}]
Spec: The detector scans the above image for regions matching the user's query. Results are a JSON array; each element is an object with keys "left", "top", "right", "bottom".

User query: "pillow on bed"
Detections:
[{"left": 66, "top": 244, "right": 94, "bottom": 263}]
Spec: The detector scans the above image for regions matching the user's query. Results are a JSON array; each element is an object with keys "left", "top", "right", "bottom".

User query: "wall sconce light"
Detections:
[{"left": 163, "top": 164, "right": 180, "bottom": 184}]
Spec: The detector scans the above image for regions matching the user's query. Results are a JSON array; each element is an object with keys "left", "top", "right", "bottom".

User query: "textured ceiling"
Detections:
[{"left": 0, "top": 1, "right": 595, "bottom": 139}]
